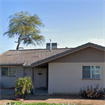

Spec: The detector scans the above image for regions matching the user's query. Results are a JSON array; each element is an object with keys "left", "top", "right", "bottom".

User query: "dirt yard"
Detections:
[{"left": 0, "top": 94, "right": 105, "bottom": 105}]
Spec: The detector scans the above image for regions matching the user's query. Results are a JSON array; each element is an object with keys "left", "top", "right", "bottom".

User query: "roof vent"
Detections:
[
  {"left": 65, "top": 47, "right": 68, "bottom": 48},
  {"left": 50, "top": 39, "right": 52, "bottom": 51}
]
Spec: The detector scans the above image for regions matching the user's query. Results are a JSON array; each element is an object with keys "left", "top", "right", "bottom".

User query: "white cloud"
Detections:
[
  {"left": 41, "top": 29, "right": 59, "bottom": 32},
  {"left": 89, "top": 38, "right": 105, "bottom": 46}
]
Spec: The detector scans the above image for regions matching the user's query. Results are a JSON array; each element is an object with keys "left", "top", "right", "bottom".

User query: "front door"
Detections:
[{"left": 35, "top": 68, "right": 47, "bottom": 89}]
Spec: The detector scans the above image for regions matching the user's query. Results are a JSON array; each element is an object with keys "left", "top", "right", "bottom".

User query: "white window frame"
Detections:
[
  {"left": 1, "top": 66, "right": 16, "bottom": 77},
  {"left": 82, "top": 66, "right": 100, "bottom": 79}
]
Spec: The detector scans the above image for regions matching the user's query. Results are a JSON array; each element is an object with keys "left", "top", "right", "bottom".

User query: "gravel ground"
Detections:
[{"left": 0, "top": 94, "right": 105, "bottom": 105}]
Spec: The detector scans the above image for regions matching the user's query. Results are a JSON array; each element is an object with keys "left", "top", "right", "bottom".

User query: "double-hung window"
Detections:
[
  {"left": 1, "top": 67, "right": 16, "bottom": 76},
  {"left": 83, "top": 66, "right": 100, "bottom": 79}
]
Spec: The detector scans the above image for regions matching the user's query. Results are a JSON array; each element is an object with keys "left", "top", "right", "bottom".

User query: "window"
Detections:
[
  {"left": 83, "top": 66, "right": 100, "bottom": 79},
  {"left": 1, "top": 67, "right": 16, "bottom": 76}
]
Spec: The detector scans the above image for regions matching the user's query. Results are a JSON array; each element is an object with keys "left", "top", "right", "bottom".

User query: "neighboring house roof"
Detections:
[
  {"left": 0, "top": 42, "right": 105, "bottom": 67},
  {"left": 0, "top": 48, "right": 70, "bottom": 66}
]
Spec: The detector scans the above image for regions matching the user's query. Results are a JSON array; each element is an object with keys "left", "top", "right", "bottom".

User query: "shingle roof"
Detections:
[
  {"left": 31, "top": 42, "right": 105, "bottom": 67},
  {"left": 0, "top": 48, "right": 70, "bottom": 66},
  {"left": 1, "top": 42, "right": 104, "bottom": 67}
]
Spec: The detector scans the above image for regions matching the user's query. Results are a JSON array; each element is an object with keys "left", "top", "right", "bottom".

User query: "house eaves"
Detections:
[{"left": 0, "top": 63, "right": 24, "bottom": 66}]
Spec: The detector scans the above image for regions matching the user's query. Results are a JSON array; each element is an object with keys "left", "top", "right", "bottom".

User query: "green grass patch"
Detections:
[{"left": 7, "top": 102, "right": 92, "bottom": 105}]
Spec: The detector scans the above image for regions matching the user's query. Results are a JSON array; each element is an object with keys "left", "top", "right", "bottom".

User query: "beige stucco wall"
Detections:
[
  {"left": 0, "top": 66, "right": 23, "bottom": 88},
  {"left": 34, "top": 68, "right": 47, "bottom": 88},
  {"left": 24, "top": 67, "right": 32, "bottom": 79},
  {"left": 48, "top": 63, "right": 105, "bottom": 94},
  {"left": 51, "top": 47, "right": 105, "bottom": 62}
]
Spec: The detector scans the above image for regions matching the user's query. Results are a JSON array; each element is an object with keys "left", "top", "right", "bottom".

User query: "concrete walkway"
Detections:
[
  {"left": 1, "top": 89, "right": 48, "bottom": 95},
  {"left": 1, "top": 89, "right": 15, "bottom": 94},
  {"left": 35, "top": 88, "right": 48, "bottom": 95}
]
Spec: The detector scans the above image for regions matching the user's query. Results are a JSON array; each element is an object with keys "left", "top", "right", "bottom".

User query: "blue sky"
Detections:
[{"left": 0, "top": 0, "right": 105, "bottom": 54}]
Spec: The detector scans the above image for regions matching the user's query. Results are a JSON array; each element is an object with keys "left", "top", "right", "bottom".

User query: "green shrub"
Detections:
[
  {"left": 80, "top": 84, "right": 105, "bottom": 99},
  {"left": 14, "top": 77, "right": 33, "bottom": 98},
  {"left": 22, "top": 103, "right": 59, "bottom": 105},
  {"left": 7, "top": 101, "right": 22, "bottom": 105}
]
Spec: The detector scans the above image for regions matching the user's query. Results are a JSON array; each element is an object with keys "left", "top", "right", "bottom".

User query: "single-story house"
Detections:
[{"left": 0, "top": 42, "right": 105, "bottom": 94}]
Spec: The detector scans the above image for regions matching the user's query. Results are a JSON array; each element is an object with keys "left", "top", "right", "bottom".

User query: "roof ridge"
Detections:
[
  {"left": 9, "top": 48, "right": 70, "bottom": 51},
  {"left": 85, "top": 42, "right": 105, "bottom": 48}
]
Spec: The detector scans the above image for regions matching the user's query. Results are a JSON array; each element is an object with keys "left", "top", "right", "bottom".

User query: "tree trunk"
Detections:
[
  {"left": 16, "top": 34, "right": 22, "bottom": 50},
  {"left": 16, "top": 43, "right": 20, "bottom": 50}
]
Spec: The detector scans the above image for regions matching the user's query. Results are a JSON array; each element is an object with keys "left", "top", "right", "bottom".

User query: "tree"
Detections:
[{"left": 4, "top": 11, "right": 44, "bottom": 50}]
